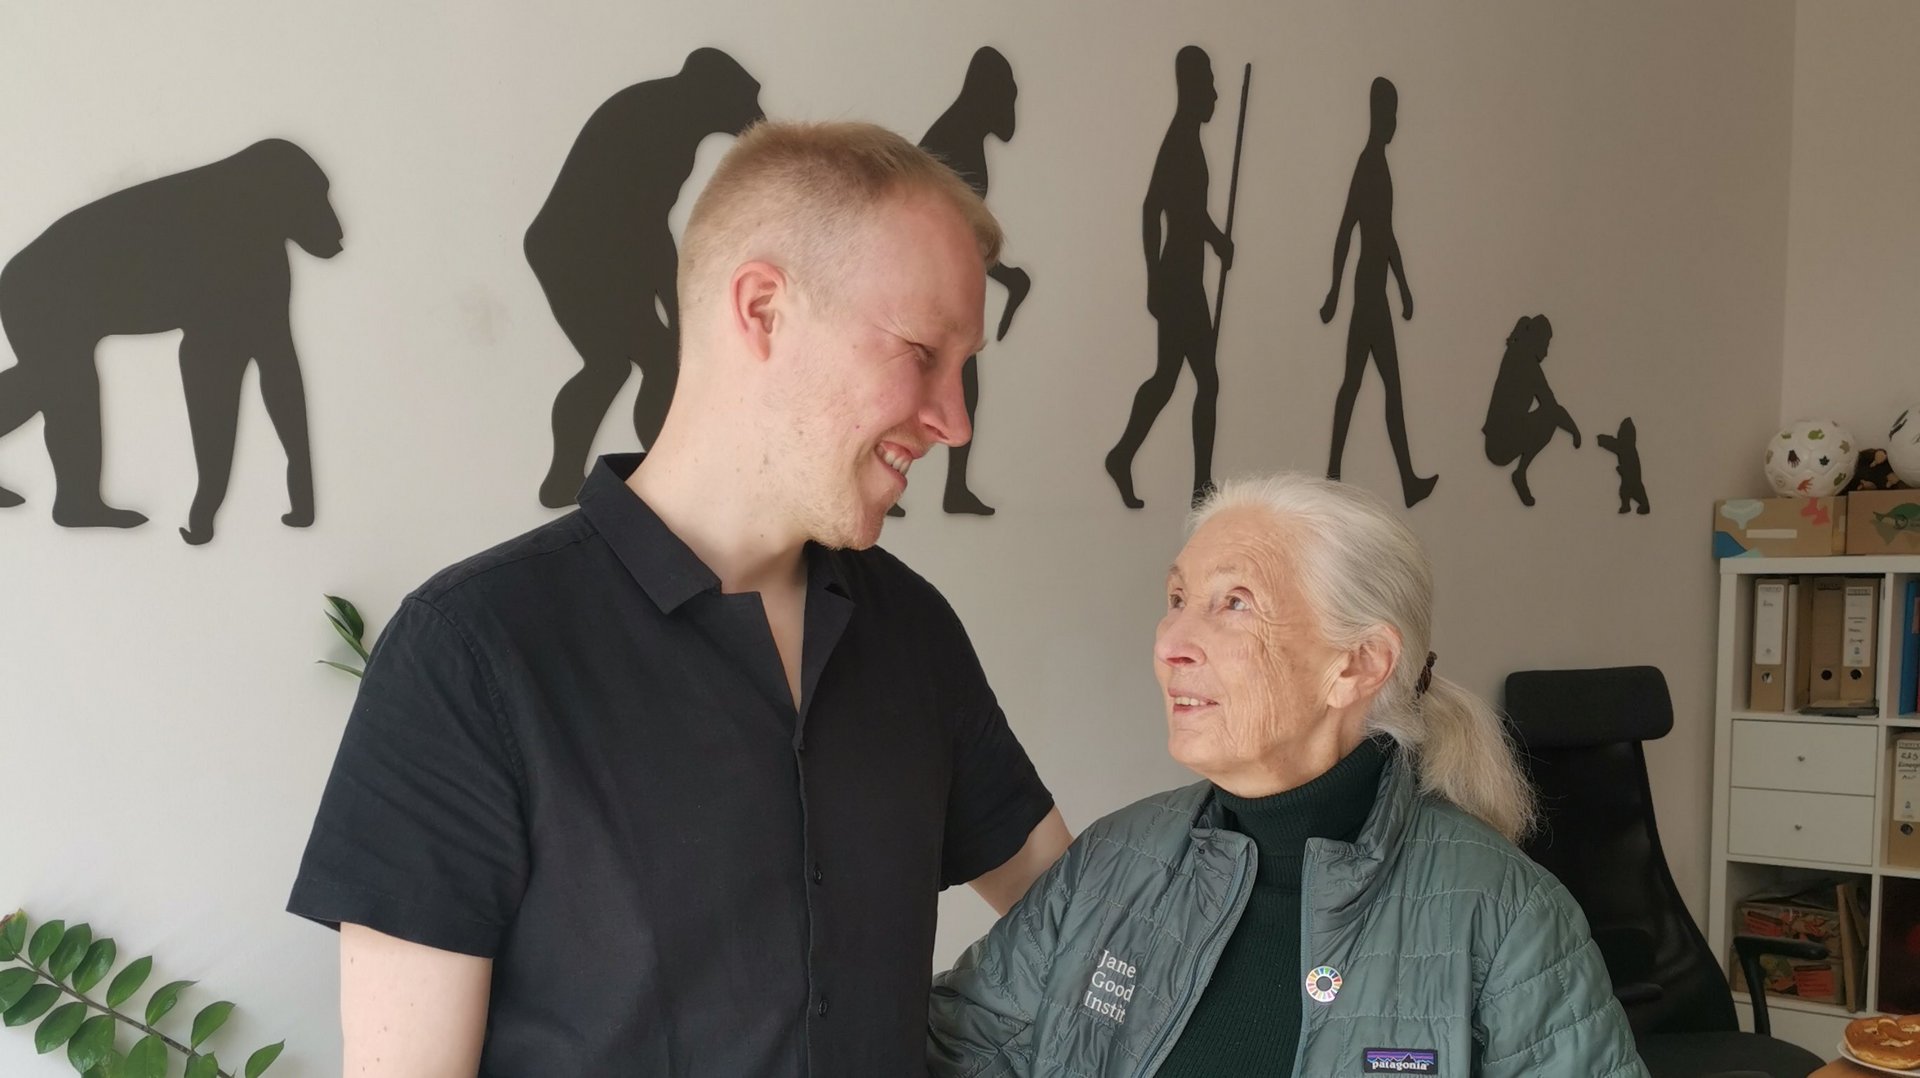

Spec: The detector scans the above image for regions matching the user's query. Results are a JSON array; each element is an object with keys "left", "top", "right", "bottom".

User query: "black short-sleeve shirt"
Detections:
[{"left": 288, "top": 454, "right": 1053, "bottom": 1076}]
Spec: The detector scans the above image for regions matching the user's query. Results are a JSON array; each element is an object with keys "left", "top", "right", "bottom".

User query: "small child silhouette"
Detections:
[{"left": 1596, "top": 417, "right": 1649, "bottom": 515}]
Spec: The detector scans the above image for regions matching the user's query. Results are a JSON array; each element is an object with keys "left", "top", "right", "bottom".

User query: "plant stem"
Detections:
[{"left": 8, "top": 959, "right": 233, "bottom": 1078}]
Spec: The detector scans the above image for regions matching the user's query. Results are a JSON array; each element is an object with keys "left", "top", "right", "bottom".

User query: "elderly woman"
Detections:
[{"left": 929, "top": 474, "right": 1645, "bottom": 1077}]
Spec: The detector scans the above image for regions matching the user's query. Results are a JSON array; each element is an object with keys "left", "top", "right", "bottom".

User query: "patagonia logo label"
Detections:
[{"left": 1363, "top": 1048, "right": 1439, "bottom": 1074}]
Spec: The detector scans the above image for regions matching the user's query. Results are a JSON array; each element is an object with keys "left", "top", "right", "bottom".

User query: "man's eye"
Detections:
[
  {"left": 1226, "top": 596, "right": 1248, "bottom": 611},
  {"left": 1168, "top": 593, "right": 1184, "bottom": 609},
  {"left": 914, "top": 343, "right": 936, "bottom": 365}
]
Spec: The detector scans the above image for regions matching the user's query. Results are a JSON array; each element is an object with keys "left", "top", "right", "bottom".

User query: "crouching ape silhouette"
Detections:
[{"left": 0, "top": 138, "right": 342, "bottom": 544}]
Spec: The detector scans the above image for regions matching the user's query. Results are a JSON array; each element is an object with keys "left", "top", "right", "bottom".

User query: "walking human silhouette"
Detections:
[
  {"left": 0, "top": 138, "right": 342, "bottom": 544},
  {"left": 1105, "top": 46, "right": 1245, "bottom": 510},
  {"left": 527, "top": 47, "right": 763, "bottom": 508},
  {"left": 1319, "top": 76, "right": 1437, "bottom": 509},
  {"left": 1481, "top": 314, "right": 1580, "bottom": 508},
  {"left": 1597, "top": 416, "right": 1649, "bottom": 514},
  {"left": 889, "top": 46, "right": 1029, "bottom": 519}
]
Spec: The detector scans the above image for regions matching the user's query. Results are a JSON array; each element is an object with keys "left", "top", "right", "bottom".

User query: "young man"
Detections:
[{"left": 288, "top": 121, "right": 1070, "bottom": 1077}]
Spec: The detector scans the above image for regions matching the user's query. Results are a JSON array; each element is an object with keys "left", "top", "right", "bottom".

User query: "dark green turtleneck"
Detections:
[{"left": 1156, "top": 737, "right": 1389, "bottom": 1078}]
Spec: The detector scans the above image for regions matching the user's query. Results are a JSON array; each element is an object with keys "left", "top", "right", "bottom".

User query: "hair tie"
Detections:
[{"left": 1414, "top": 651, "right": 1437, "bottom": 698}]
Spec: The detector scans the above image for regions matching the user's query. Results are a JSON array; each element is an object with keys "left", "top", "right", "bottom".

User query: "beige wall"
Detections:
[
  {"left": 1780, "top": 0, "right": 1920, "bottom": 441},
  {"left": 0, "top": 3, "right": 1795, "bottom": 1074}
]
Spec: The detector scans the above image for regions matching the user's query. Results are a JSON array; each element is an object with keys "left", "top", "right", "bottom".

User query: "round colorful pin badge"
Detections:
[{"left": 1304, "top": 965, "right": 1342, "bottom": 1003}]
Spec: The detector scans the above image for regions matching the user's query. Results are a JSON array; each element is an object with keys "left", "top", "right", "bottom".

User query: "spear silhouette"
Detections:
[{"left": 1212, "top": 62, "right": 1251, "bottom": 337}]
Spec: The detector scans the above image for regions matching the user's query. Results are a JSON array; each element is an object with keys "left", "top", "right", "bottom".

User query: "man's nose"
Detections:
[{"left": 923, "top": 365, "right": 973, "bottom": 448}]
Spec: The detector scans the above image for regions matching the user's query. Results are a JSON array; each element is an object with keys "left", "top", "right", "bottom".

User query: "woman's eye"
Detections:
[
  {"left": 1226, "top": 595, "right": 1249, "bottom": 611},
  {"left": 914, "top": 343, "right": 936, "bottom": 366},
  {"left": 1168, "top": 593, "right": 1184, "bottom": 609}
]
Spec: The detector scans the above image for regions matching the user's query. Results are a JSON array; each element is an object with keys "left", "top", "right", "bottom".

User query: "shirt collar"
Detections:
[{"left": 577, "top": 453, "right": 850, "bottom": 613}]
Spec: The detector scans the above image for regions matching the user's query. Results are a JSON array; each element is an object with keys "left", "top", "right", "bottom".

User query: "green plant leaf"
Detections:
[
  {"left": 144, "top": 979, "right": 194, "bottom": 1026},
  {"left": 5, "top": 982, "right": 60, "bottom": 1026},
  {"left": 29, "top": 919, "right": 66, "bottom": 967},
  {"left": 245, "top": 1040, "right": 284, "bottom": 1077},
  {"left": 0, "top": 967, "right": 38, "bottom": 1011},
  {"left": 185, "top": 1051, "right": 219, "bottom": 1078},
  {"left": 123, "top": 1035, "right": 168, "bottom": 1078},
  {"left": 73, "top": 938, "right": 116, "bottom": 993},
  {"left": 325, "top": 594, "right": 365, "bottom": 640},
  {"left": 35, "top": 1000, "right": 87, "bottom": 1053},
  {"left": 0, "top": 910, "right": 24, "bottom": 960},
  {"left": 48, "top": 923, "right": 93, "bottom": 983},
  {"left": 190, "top": 1000, "right": 233, "bottom": 1048},
  {"left": 315, "top": 659, "right": 365, "bottom": 678},
  {"left": 106, "top": 957, "right": 152, "bottom": 1009},
  {"left": 326, "top": 613, "right": 370, "bottom": 662},
  {"left": 67, "top": 1013, "right": 116, "bottom": 1072}
]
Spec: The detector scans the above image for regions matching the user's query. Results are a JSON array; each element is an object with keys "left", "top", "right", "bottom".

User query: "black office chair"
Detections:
[{"left": 1503, "top": 666, "right": 1828, "bottom": 1078}]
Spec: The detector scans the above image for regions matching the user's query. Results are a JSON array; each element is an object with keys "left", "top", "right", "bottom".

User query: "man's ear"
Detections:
[
  {"left": 728, "top": 261, "right": 786, "bottom": 363},
  {"left": 1327, "top": 627, "right": 1402, "bottom": 710}
]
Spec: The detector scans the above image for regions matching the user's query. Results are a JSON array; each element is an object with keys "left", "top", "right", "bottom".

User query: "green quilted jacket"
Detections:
[{"left": 929, "top": 753, "right": 1648, "bottom": 1078}]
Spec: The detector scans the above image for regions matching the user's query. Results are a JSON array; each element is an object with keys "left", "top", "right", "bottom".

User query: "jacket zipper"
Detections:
[
  {"left": 1287, "top": 849, "right": 1317, "bottom": 1078},
  {"left": 1129, "top": 835, "right": 1255, "bottom": 1078}
]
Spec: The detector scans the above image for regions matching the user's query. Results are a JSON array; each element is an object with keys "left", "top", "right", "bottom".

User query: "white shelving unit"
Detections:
[{"left": 1710, "top": 555, "right": 1920, "bottom": 1055}]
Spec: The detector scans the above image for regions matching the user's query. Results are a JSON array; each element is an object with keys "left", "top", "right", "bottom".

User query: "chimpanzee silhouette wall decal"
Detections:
[{"left": 0, "top": 138, "right": 342, "bottom": 544}]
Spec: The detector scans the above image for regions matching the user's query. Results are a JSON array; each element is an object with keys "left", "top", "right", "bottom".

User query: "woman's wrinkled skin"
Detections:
[{"left": 1154, "top": 506, "right": 1398, "bottom": 796}]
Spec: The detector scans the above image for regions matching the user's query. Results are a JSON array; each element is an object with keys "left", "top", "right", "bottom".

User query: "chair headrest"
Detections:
[{"left": 1503, "top": 666, "right": 1674, "bottom": 749}]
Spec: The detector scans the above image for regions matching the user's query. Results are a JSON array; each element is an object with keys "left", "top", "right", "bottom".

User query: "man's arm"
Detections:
[
  {"left": 341, "top": 924, "right": 491, "bottom": 1077},
  {"left": 967, "top": 806, "right": 1071, "bottom": 915}
]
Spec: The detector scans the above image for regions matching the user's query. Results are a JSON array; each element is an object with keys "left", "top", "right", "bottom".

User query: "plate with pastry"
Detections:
[{"left": 1841, "top": 1013, "right": 1920, "bottom": 1073}]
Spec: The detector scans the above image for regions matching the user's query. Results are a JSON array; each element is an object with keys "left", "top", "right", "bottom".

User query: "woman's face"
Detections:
[{"left": 1155, "top": 508, "right": 1349, "bottom": 789}]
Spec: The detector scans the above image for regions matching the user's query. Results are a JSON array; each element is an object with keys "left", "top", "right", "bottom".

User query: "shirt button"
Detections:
[
  {"left": 812, "top": 862, "right": 823, "bottom": 884},
  {"left": 816, "top": 995, "right": 830, "bottom": 1017}
]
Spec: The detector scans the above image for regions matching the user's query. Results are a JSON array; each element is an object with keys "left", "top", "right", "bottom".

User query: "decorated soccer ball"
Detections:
[
  {"left": 1764, "top": 419, "right": 1855, "bottom": 497},
  {"left": 1888, "top": 406, "right": 1920, "bottom": 487}
]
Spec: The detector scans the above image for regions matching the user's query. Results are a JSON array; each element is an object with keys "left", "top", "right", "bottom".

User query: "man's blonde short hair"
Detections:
[{"left": 677, "top": 120, "right": 1003, "bottom": 321}]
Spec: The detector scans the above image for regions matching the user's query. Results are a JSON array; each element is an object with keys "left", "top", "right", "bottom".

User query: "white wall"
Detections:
[
  {"left": 1780, "top": 0, "right": 1920, "bottom": 440},
  {"left": 0, "top": 3, "right": 1793, "bottom": 1074}
]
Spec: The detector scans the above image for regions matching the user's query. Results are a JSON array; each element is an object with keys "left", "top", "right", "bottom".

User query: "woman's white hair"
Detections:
[{"left": 1190, "top": 473, "right": 1536, "bottom": 842}]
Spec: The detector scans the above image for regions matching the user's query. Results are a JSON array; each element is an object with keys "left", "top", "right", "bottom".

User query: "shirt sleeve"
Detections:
[
  {"left": 286, "top": 595, "right": 529, "bottom": 957},
  {"left": 937, "top": 617, "right": 1055, "bottom": 889}
]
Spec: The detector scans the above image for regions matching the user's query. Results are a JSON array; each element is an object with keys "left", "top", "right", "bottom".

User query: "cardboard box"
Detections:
[
  {"left": 1847, "top": 489, "right": 1920, "bottom": 554},
  {"left": 1892, "top": 734, "right": 1920, "bottom": 869},
  {"left": 1714, "top": 497, "right": 1848, "bottom": 559},
  {"left": 1731, "top": 881, "right": 1868, "bottom": 1009}
]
